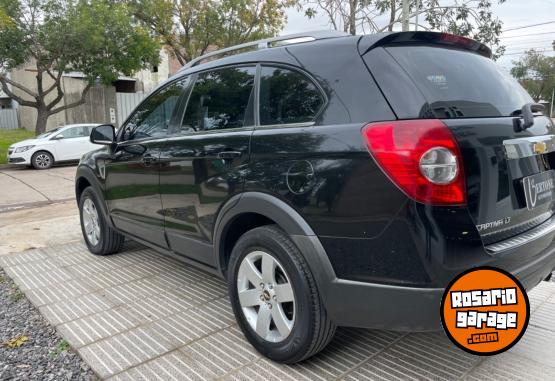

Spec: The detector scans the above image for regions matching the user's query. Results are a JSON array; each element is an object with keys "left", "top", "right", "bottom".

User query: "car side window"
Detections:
[
  {"left": 259, "top": 66, "right": 324, "bottom": 125},
  {"left": 122, "top": 79, "right": 188, "bottom": 141},
  {"left": 181, "top": 66, "right": 255, "bottom": 133},
  {"left": 56, "top": 126, "right": 88, "bottom": 139}
]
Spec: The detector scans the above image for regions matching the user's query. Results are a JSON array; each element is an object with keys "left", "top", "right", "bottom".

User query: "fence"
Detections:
[
  {"left": 116, "top": 92, "right": 146, "bottom": 127},
  {"left": 0, "top": 109, "right": 19, "bottom": 130}
]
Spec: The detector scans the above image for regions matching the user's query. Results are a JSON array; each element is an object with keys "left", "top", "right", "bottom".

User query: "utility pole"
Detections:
[
  {"left": 551, "top": 87, "right": 554, "bottom": 118},
  {"left": 402, "top": 0, "right": 410, "bottom": 31}
]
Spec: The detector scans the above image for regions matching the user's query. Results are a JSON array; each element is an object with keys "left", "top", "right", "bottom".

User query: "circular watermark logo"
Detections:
[{"left": 441, "top": 267, "right": 530, "bottom": 355}]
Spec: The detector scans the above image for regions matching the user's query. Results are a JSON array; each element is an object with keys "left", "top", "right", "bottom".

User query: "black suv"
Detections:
[{"left": 76, "top": 31, "right": 555, "bottom": 363}]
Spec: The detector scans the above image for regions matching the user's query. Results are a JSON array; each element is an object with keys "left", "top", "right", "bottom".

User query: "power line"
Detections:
[
  {"left": 504, "top": 50, "right": 555, "bottom": 56},
  {"left": 502, "top": 31, "right": 555, "bottom": 39},
  {"left": 503, "top": 21, "right": 555, "bottom": 32},
  {"left": 504, "top": 39, "right": 555, "bottom": 46}
]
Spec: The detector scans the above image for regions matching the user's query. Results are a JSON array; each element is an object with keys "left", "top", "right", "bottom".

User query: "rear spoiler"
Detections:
[{"left": 358, "top": 31, "right": 492, "bottom": 59}]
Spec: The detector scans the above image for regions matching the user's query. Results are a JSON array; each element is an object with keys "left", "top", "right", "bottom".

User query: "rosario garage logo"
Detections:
[{"left": 441, "top": 267, "right": 529, "bottom": 355}]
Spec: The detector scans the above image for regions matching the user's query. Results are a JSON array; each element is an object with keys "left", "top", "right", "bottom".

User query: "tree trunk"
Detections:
[
  {"left": 388, "top": 0, "right": 396, "bottom": 31},
  {"left": 35, "top": 108, "right": 49, "bottom": 135},
  {"left": 349, "top": 0, "right": 357, "bottom": 35}
]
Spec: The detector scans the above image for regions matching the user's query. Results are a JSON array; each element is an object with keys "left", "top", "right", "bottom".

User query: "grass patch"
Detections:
[
  {"left": 8, "top": 285, "right": 25, "bottom": 302},
  {"left": 0, "top": 129, "right": 35, "bottom": 164},
  {"left": 50, "top": 340, "right": 70, "bottom": 357}
]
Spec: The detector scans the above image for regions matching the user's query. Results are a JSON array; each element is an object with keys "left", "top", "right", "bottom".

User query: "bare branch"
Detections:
[
  {"left": 0, "top": 77, "right": 38, "bottom": 108},
  {"left": 0, "top": 74, "right": 38, "bottom": 99},
  {"left": 49, "top": 83, "right": 92, "bottom": 115}
]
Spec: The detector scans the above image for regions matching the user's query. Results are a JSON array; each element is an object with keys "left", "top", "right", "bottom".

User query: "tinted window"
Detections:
[
  {"left": 259, "top": 66, "right": 324, "bottom": 125},
  {"left": 181, "top": 66, "right": 255, "bottom": 132},
  {"left": 385, "top": 46, "right": 533, "bottom": 118},
  {"left": 123, "top": 79, "right": 187, "bottom": 141}
]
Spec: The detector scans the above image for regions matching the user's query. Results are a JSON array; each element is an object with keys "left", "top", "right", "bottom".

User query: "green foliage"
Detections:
[
  {"left": 0, "top": 0, "right": 160, "bottom": 133},
  {"left": 303, "top": 0, "right": 506, "bottom": 58},
  {"left": 9, "top": 285, "right": 24, "bottom": 302},
  {"left": 0, "top": 128, "right": 35, "bottom": 164},
  {"left": 50, "top": 339, "right": 70, "bottom": 357},
  {"left": 0, "top": 0, "right": 159, "bottom": 80},
  {"left": 511, "top": 50, "right": 555, "bottom": 103},
  {"left": 129, "top": 0, "right": 297, "bottom": 64}
]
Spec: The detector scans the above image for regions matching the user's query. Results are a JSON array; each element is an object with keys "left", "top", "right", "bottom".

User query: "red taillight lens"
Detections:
[{"left": 362, "top": 119, "right": 466, "bottom": 205}]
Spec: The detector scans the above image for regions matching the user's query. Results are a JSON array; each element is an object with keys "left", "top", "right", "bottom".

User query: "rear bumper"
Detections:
[
  {"left": 325, "top": 279, "right": 444, "bottom": 331},
  {"left": 323, "top": 235, "right": 555, "bottom": 331}
]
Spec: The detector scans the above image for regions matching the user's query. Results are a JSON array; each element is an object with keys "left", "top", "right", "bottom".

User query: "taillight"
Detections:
[{"left": 362, "top": 119, "right": 466, "bottom": 205}]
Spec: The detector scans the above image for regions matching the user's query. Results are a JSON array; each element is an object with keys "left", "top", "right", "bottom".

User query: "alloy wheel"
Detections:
[
  {"left": 35, "top": 153, "right": 51, "bottom": 168},
  {"left": 237, "top": 250, "right": 295, "bottom": 342},
  {"left": 82, "top": 198, "right": 101, "bottom": 246}
]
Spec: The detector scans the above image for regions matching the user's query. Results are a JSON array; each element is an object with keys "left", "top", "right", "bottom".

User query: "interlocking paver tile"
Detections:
[
  {"left": 107, "top": 349, "right": 219, "bottom": 381},
  {"left": 2, "top": 241, "right": 555, "bottom": 380},
  {"left": 180, "top": 327, "right": 260, "bottom": 377},
  {"left": 39, "top": 291, "right": 116, "bottom": 325},
  {"left": 344, "top": 333, "right": 479, "bottom": 381},
  {"left": 78, "top": 325, "right": 176, "bottom": 378},
  {"left": 528, "top": 281, "right": 555, "bottom": 312},
  {"left": 507, "top": 324, "right": 555, "bottom": 368},
  {"left": 464, "top": 352, "right": 555, "bottom": 381},
  {"left": 0, "top": 249, "right": 47, "bottom": 267},
  {"left": 57, "top": 306, "right": 143, "bottom": 348},
  {"left": 25, "top": 278, "right": 97, "bottom": 306},
  {"left": 7, "top": 266, "right": 74, "bottom": 290},
  {"left": 149, "top": 297, "right": 235, "bottom": 347},
  {"left": 123, "top": 291, "right": 196, "bottom": 324}
]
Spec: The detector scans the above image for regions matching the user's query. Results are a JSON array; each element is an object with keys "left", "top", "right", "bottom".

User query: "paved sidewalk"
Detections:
[
  {"left": 1, "top": 242, "right": 554, "bottom": 380},
  {"left": 0, "top": 166, "right": 77, "bottom": 212}
]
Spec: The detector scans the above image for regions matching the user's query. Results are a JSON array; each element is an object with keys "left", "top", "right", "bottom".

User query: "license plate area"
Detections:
[{"left": 523, "top": 170, "right": 555, "bottom": 210}]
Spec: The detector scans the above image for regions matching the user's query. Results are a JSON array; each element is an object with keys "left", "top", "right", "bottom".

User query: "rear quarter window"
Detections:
[
  {"left": 259, "top": 66, "right": 324, "bottom": 125},
  {"left": 384, "top": 46, "right": 533, "bottom": 118}
]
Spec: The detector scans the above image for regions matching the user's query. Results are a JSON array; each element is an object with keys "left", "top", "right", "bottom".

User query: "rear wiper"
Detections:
[{"left": 512, "top": 103, "right": 545, "bottom": 132}]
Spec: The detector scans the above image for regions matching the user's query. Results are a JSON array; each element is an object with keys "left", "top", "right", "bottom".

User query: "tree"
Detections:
[
  {"left": 303, "top": 0, "right": 506, "bottom": 58},
  {"left": 511, "top": 50, "right": 555, "bottom": 103},
  {"left": 0, "top": 0, "right": 160, "bottom": 134},
  {"left": 128, "top": 0, "right": 298, "bottom": 66}
]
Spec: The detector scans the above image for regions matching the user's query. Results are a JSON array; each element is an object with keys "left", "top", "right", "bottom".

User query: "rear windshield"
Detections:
[{"left": 385, "top": 46, "right": 533, "bottom": 118}]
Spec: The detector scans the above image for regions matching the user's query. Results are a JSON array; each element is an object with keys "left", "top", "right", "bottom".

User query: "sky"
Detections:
[{"left": 282, "top": 0, "right": 555, "bottom": 70}]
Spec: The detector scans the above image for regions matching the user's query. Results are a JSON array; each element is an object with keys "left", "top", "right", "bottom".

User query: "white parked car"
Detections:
[{"left": 7, "top": 124, "right": 103, "bottom": 169}]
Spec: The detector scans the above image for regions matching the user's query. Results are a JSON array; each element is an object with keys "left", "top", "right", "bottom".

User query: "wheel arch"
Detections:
[
  {"left": 31, "top": 149, "right": 55, "bottom": 164},
  {"left": 213, "top": 192, "right": 337, "bottom": 294},
  {"left": 75, "top": 165, "right": 114, "bottom": 228}
]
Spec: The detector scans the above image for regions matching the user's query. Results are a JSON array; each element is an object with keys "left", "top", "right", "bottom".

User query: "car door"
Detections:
[
  {"left": 104, "top": 78, "right": 189, "bottom": 248},
  {"left": 52, "top": 126, "right": 90, "bottom": 160},
  {"left": 160, "top": 65, "right": 256, "bottom": 266}
]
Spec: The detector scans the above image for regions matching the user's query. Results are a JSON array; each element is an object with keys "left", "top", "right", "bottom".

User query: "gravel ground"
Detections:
[{"left": 0, "top": 269, "right": 96, "bottom": 381}]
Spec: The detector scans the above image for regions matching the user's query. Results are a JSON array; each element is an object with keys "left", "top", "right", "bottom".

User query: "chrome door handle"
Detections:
[{"left": 217, "top": 151, "right": 242, "bottom": 160}]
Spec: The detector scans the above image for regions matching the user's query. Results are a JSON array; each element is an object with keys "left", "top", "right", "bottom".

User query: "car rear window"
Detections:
[{"left": 385, "top": 46, "right": 533, "bottom": 118}]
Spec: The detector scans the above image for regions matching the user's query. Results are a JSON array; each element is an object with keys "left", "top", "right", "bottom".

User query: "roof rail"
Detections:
[{"left": 180, "top": 30, "right": 349, "bottom": 71}]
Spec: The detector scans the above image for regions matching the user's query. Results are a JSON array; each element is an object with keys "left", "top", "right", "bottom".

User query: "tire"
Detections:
[
  {"left": 31, "top": 151, "right": 54, "bottom": 170},
  {"left": 79, "top": 186, "right": 124, "bottom": 255},
  {"left": 228, "top": 225, "right": 336, "bottom": 363}
]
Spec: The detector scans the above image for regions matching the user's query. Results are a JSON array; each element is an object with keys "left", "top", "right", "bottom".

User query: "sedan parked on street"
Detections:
[{"left": 7, "top": 124, "right": 103, "bottom": 169}]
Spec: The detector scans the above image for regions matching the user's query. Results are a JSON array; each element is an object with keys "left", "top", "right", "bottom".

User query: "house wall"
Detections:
[
  {"left": 9, "top": 47, "right": 175, "bottom": 131},
  {"left": 11, "top": 64, "right": 116, "bottom": 131}
]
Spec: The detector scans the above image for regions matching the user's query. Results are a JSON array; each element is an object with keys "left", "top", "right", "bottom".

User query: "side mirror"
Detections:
[
  {"left": 91, "top": 124, "right": 116, "bottom": 145},
  {"left": 51, "top": 134, "right": 63, "bottom": 140}
]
